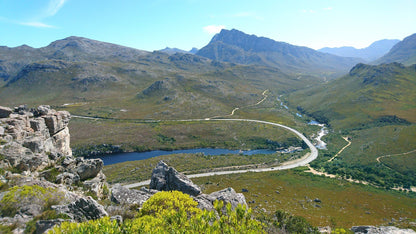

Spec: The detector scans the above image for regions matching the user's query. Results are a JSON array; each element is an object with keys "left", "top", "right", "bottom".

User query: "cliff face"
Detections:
[
  {"left": 0, "top": 105, "right": 108, "bottom": 233},
  {"left": 0, "top": 105, "right": 71, "bottom": 172}
]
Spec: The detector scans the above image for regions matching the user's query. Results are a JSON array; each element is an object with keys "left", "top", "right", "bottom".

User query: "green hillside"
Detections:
[
  {"left": 288, "top": 62, "right": 416, "bottom": 129},
  {"left": 375, "top": 33, "right": 416, "bottom": 65},
  {"left": 287, "top": 62, "right": 416, "bottom": 189}
]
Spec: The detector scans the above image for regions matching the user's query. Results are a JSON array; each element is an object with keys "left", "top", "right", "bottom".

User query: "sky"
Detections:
[{"left": 1, "top": 0, "right": 415, "bottom": 51}]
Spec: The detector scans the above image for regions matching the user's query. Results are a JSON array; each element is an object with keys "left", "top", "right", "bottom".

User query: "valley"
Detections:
[{"left": 1, "top": 28, "right": 415, "bottom": 232}]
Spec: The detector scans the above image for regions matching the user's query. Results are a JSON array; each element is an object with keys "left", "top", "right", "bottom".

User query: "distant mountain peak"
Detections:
[
  {"left": 197, "top": 28, "right": 363, "bottom": 78},
  {"left": 318, "top": 39, "right": 400, "bottom": 61}
]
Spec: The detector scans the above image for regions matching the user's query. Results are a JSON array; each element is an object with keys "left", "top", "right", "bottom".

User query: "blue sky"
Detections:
[{"left": 1, "top": 0, "right": 415, "bottom": 51}]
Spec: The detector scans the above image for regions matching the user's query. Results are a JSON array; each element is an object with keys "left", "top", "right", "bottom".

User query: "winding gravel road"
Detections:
[{"left": 123, "top": 118, "right": 318, "bottom": 188}]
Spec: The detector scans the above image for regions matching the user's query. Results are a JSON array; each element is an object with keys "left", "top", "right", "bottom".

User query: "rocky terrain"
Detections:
[
  {"left": 0, "top": 105, "right": 414, "bottom": 233},
  {"left": 196, "top": 29, "right": 363, "bottom": 78},
  {"left": 0, "top": 105, "right": 248, "bottom": 233}
]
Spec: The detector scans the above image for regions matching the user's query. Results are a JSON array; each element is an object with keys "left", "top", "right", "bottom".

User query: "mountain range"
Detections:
[
  {"left": 196, "top": 29, "right": 364, "bottom": 79},
  {"left": 1, "top": 29, "right": 415, "bottom": 117},
  {"left": 0, "top": 34, "right": 321, "bottom": 120},
  {"left": 158, "top": 47, "right": 198, "bottom": 55},
  {"left": 318, "top": 39, "right": 399, "bottom": 61},
  {"left": 375, "top": 33, "right": 416, "bottom": 65}
]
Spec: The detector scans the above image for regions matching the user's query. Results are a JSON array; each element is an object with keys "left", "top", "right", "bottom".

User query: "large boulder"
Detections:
[
  {"left": 83, "top": 172, "right": 108, "bottom": 200},
  {"left": 76, "top": 158, "right": 104, "bottom": 181},
  {"left": 52, "top": 197, "right": 108, "bottom": 222},
  {"left": 110, "top": 184, "right": 157, "bottom": 206},
  {"left": 208, "top": 187, "right": 247, "bottom": 211},
  {"left": 0, "top": 106, "right": 13, "bottom": 118},
  {"left": 150, "top": 160, "right": 201, "bottom": 196}
]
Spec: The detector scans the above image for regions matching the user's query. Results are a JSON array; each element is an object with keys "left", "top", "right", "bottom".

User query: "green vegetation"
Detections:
[
  {"left": 309, "top": 125, "right": 416, "bottom": 188},
  {"left": 103, "top": 150, "right": 307, "bottom": 184},
  {"left": 193, "top": 169, "right": 416, "bottom": 228},
  {"left": 25, "top": 210, "right": 70, "bottom": 234},
  {"left": 289, "top": 63, "right": 416, "bottom": 129},
  {"left": 70, "top": 119, "right": 307, "bottom": 156},
  {"left": 50, "top": 191, "right": 265, "bottom": 233},
  {"left": 267, "top": 210, "right": 319, "bottom": 233},
  {"left": 0, "top": 185, "right": 63, "bottom": 217}
]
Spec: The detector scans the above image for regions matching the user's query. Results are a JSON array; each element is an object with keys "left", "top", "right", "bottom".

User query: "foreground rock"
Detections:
[
  {"left": 52, "top": 197, "right": 108, "bottom": 222},
  {"left": 0, "top": 105, "right": 108, "bottom": 232},
  {"left": 111, "top": 184, "right": 157, "bottom": 206},
  {"left": 351, "top": 225, "right": 416, "bottom": 234},
  {"left": 114, "top": 160, "right": 248, "bottom": 213},
  {"left": 150, "top": 160, "right": 201, "bottom": 196}
]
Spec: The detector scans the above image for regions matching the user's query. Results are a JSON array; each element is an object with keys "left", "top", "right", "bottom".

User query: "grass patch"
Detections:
[
  {"left": 70, "top": 118, "right": 306, "bottom": 153},
  {"left": 103, "top": 151, "right": 306, "bottom": 184},
  {"left": 192, "top": 170, "right": 416, "bottom": 228}
]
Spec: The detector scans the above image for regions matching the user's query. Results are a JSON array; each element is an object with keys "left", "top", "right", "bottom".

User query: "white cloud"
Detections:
[
  {"left": 323, "top": 7, "right": 333, "bottom": 11},
  {"left": 46, "top": 0, "right": 68, "bottom": 17},
  {"left": 203, "top": 25, "right": 226, "bottom": 35},
  {"left": 20, "top": 21, "right": 55, "bottom": 28}
]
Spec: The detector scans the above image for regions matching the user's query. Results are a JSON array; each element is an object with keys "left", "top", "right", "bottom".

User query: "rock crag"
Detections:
[{"left": 0, "top": 105, "right": 108, "bottom": 233}]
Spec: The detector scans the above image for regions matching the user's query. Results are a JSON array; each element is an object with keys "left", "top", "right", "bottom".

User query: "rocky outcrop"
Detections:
[
  {"left": 351, "top": 226, "right": 416, "bottom": 234},
  {"left": 150, "top": 160, "right": 201, "bottom": 196},
  {"left": 111, "top": 184, "right": 157, "bottom": 206},
  {"left": 0, "top": 105, "right": 109, "bottom": 232},
  {"left": 117, "top": 161, "right": 247, "bottom": 213},
  {"left": 0, "top": 106, "right": 12, "bottom": 118},
  {"left": 0, "top": 105, "right": 72, "bottom": 173},
  {"left": 52, "top": 197, "right": 108, "bottom": 222},
  {"left": 76, "top": 158, "right": 103, "bottom": 180}
]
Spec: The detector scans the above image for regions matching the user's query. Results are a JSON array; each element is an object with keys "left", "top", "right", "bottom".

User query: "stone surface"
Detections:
[
  {"left": 42, "top": 110, "right": 71, "bottom": 135},
  {"left": 351, "top": 226, "right": 416, "bottom": 234},
  {"left": 52, "top": 197, "right": 108, "bottom": 222},
  {"left": 51, "top": 127, "right": 72, "bottom": 157},
  {"left": 110, "top": 184, "right": 156, "bottom": 206},
  {"left": 76, "top": 158, "right": 103, "bottom": 181},
  {"left": 209, "top": 187, "right": 248, "bottom": 210},
  {"left": 55, "top": 172, "right": 80, "bottom": 186},
  {"left": 35, "top": 219, "right": 69, "bottom": 234},
  {"left": 29, "top": 117, "right": 50, "bottom": 138},
  {"left": 0, "top": 106, "right": 13, "bottom": 118},
  {"left": 150, "top": 160, "right": 201, "bottom": 196},
  {"left": 83, "top": 171, "right": 108, "bottom": 199}
]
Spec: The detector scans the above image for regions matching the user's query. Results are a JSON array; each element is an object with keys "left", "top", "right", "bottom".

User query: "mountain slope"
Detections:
[
  {"left": 288, "top": 62, "right": 416, "bottom": 129},
  {"left": 375, "top": 33, "right": 416, "bottom": 65},
  {"left": 196, "top": 29, "right": 363, "bottom": 79},
  {"left": 0, "top": 36, "right": 319, "bottom": 120},
  {"left": 318, "top": 39, "right": 399, "bottom": 61},
  {"left": 0, "top": 36, "right": 149, "bottom": 82},
  {"left": 158, "top": 47, "right": 197, "bottom": 55}
]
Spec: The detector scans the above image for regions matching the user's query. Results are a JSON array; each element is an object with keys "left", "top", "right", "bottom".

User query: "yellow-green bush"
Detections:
[
  {"left": 50, "top": 190, "right": 265, "bottom": 233},
  {"left": 0, "top": 185, "right": 63, "bottom": 217}
]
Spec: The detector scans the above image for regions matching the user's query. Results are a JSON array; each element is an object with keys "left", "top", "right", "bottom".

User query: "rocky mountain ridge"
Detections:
[{"left": 196, "top": 29, "right": 364, "bottom": 79}]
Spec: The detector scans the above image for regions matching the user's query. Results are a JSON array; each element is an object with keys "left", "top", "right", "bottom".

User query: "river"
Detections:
[
  {"left": 94, "top": 148, "right": 277, "bottom": 165},
  {"left": 308, "top": 120, "right": 328, "bottom": 149}
]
